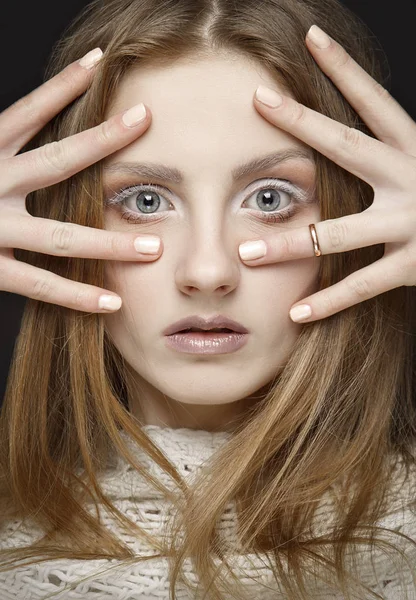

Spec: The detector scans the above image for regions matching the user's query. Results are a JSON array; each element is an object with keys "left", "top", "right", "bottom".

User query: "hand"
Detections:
[
  {"left": 240, "top": 24, "right": 416, "bottom": 323},
  {"left": 0, "top": 48, "right": 162, "bottom": 314}
]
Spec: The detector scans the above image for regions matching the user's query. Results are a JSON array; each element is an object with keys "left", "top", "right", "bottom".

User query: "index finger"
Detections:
[
  {"left": 253, "top": 85, "right": 412, "bottom": 189},
  {"left": 1, "top": 103, "right": 151, "bottom": 196}
]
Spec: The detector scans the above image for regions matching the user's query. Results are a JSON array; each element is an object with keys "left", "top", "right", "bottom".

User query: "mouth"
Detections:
[
  {"left": 174, "top": 327, "right": 235, "bottom": 334},
  {"left": 163, "top": 316, "right": 249, "bottom": 337},
  {"left": 164, "top": 327, "right": 249, "bottom": 354}
]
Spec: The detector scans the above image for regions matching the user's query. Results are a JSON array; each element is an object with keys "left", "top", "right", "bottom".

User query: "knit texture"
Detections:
[{"left": 0, "top": 424, "right": 415, "bottom": 599}]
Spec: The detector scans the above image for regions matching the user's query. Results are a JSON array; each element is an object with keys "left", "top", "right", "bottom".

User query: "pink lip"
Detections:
[
  {"left": 164, "top": 331, "right": 249, "bottom": 354},
  {"left": 163, "top": 314, "right": 248, "bottom": 336}
]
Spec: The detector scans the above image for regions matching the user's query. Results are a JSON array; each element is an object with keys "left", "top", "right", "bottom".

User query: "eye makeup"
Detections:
[{"left": 104, "top": 176, "right": 315, "bottom": 226}]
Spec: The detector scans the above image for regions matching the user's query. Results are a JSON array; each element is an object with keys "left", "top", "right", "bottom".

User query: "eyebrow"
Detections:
[{"left": 103, "top": 148, "right": 314, "bottom": 184}]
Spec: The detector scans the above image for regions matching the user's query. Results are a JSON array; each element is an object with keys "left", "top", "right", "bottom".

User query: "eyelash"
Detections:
[{"left": 105, "top": 178, "right": 308, "bottom": 225}]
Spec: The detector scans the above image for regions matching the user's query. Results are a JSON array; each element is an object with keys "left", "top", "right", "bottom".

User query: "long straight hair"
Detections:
[{"left": 1, "top": 1, "right": 415, "bottom": 598}]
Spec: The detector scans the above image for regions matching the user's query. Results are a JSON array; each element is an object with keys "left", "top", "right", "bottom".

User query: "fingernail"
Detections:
[
  {"left": 98, "top": 295, "right": 122, "bottom": 311},
  {"left": 79, "top": 48, "right": 103, "bottom": 70},
  {"left": 239, "top": 240, "right": 267, "bottom": 260},
  {"left": 255, "top": 85, "right": 283, "bottom": 108},
  {"left": 307, "top": 25, "right": 331, "bottom": 49},
  {"left": 290, "top": 304, "right": 312, "bottom": 322},
  {"left": 122, "top": 103, "right": 147, "bottom": 127},
  {"left": 134, "top": 236, "right": 160, "bottom": 254}
]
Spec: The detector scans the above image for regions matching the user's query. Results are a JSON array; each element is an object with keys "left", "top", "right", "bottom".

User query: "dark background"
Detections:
[{"left": 1, "top": 0, "right": 416, "bottom": 404}]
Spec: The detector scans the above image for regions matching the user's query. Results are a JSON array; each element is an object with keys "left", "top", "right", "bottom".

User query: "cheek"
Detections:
[
  {"left": 258, "top": 258, "right": 319, "bottom": 370},
  {"left": 104, "top": 258, "right": 169, "bottom": 297},
  {"left": 263, "top": 255, "right": 320, "bottom": 310},
  {"left": 102, "top": 263, "right": 156, "bottom": 362},
  {"left": 103, "top": 261, "right": 167, "bottom": 340}
]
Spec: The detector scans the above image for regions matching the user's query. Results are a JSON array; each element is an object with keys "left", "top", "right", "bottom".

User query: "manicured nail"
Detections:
[
  {"left": 290, "top": 304, "right": 312, "bottom": 322},
  {"left": 239, "top": 240, "right": 267, "bottom": 261},
  {"left": 307, "top": 25, "right": 331, "bottom": 49},
  {"left": 255, "top": 85, "right": 283, "bottom": 108},
  {"left": 79, "top": 48, "right": 103, "bottom": 70},
  {"left": 98, "top": 295, "right": 122, "bottom": 311},
  {"left": 134, "top": 236, "right": 160, "bottom": 254},
  {"left": 122, "top": 103, "right": 147, "bottom": 127}
]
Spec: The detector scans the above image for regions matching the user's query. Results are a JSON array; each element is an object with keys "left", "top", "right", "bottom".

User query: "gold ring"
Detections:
[{"left": 309, "top": 223, "right": 322, "bottom": 257}]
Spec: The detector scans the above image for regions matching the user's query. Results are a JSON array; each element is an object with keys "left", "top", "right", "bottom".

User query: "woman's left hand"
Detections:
[{"left": 241, "top": 24, "right": 416, "bottom": 323}]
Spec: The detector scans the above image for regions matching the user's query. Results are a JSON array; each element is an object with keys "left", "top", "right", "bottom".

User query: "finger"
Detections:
[
  {"left": 1, "top": 214, "right": 163, "bottom": 261},
  {"left": 0, "top": 49, "right": 103, "bottom": 158},
  {"left": 0, "top": 254, "right": 123, "bottom": 314},
  {"left": 253, "top": 85, "right": 414, "bottom": 190},
  {"left": 1, "top": 102, "right": 151, "bottom": 196},
  {"left": 239, "top": 211, "right": 406, "bottom": 264},
  {"left": 305, "top": 25, "right": 416, "bottom": 154},
  {"left": 288, "top": 253, "right": 406, "bottom": 323}
]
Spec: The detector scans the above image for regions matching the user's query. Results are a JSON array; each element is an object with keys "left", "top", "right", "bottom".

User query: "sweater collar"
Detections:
[
  {"left": 109, "top": 424, "right": 233, "bottom": 486},
  {"left": 139, "top": 423, "right": 232, "bottom": 452}
]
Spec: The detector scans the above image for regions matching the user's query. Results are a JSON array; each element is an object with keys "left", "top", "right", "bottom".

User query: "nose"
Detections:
[{"left": 175, "top": 226, "right": 241, "bottom": 297}]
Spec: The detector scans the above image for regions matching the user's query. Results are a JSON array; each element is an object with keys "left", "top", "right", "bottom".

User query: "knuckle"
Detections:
[
  {"left": 345, "top": 274, "right": 372, "bottom": 300},
  {"left": 13, "top": 93, "right": 41, "bottom": 124},
  {"left": 402, "top": 245, "right": 416, "bottom": 274},
  {"left": 39, "top": 141, "right": 70, "bottom": 173},
  {"left": 331, "top": 46, "right": 352, "bottom": 70},
  {"left": 100, "top": 231, "right": 123, "bottom": 255},
  {"left": 371, "top": 80, "right": 393, "bottom": 104},
  {"left": 288, "top": 101, "right": 307, "bottom": 127},
  {"left": 339, "top": 126, "right": 364, "bottom": 152},
  {"left": 73, "top": 287, "right": 90, "bottom": 309},
  {"left": 320, "top": 292, "right": 338, "bottom": 316},
  {"left": 278, "top": 233, "right": 298, "bottom": 258},
  {"left": 96, "top": 119, "right": 114, "bottom": 145},
  {"left": 32, "top": 277, "right": 53, "bottom": 301},
  {"left": 108, "top": 234, "right": 123, "bottom": 255},
  {"left": 57, "top": 63, "right": 79, "bottom": 89},
  {"left": 327, "top": 221, "right": 348, "bottom": 250},
  {"left": 50, "top": 223, "right": 75, "bottom": 254}
]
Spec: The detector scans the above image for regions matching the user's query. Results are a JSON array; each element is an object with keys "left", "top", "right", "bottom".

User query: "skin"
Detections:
[{"left": 102, "top": 50, "right": 321, "bottom": 432}]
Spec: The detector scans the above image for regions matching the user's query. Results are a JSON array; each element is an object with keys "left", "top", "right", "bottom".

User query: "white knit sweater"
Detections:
[{"left": 0, "top": 424, "right": 415, "bottom": 599}]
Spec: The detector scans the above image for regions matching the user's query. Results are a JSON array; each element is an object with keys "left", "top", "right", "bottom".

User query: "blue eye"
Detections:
[
  {"left": 105, "top": 183, "right": 172, "bottom": 224},
  {"left": 104, "top": 178, "right": 309, "bottom": 225}
]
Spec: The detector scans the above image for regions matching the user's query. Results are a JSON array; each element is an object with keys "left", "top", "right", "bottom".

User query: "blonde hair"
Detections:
[{"left": 1, "top": 0, "right": 415, "bottom": 598}]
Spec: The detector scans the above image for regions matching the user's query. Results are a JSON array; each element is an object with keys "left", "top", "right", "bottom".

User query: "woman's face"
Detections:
[{"left": 102, "top": 51, "right": 321, "bottom": 431}]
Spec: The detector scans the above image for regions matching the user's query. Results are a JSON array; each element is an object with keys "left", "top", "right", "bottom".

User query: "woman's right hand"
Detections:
[{"left": 0, "top": 48, "right": 162, "bottom": 314}]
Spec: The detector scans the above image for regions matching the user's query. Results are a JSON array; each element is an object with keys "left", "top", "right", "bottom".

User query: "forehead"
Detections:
[
  {"left": 107, "top": 51, "right": 294, "bottom": 114},
  {"left": 104, "top": 53, "right": 312, "bottom": 174}
]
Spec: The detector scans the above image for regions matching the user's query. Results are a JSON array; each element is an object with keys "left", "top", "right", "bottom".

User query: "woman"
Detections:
[{"left": 0, "top": 0, "right": 415, "bottom": 598}]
